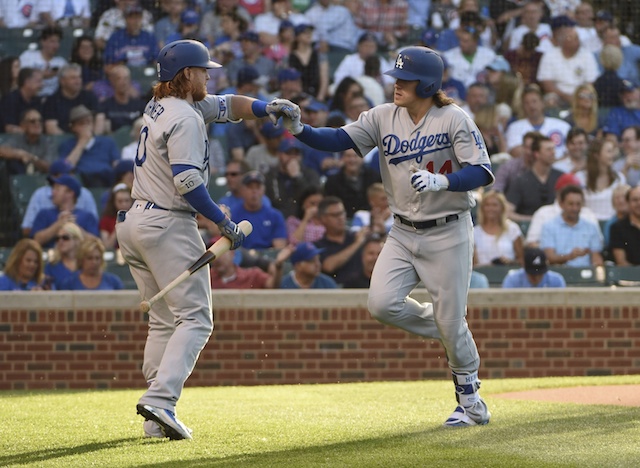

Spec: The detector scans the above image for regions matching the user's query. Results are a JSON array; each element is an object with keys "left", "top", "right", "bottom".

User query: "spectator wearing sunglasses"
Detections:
[{"left": 44, "top": 222, "right": 85, "bottom": 290}]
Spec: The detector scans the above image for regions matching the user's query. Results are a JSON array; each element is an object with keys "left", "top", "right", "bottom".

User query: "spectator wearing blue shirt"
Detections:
[
  {"left": 502, "top": 247, "right": 566, "bottom": 288},
  {"left": 31, "top": 174, "right": 99, "bottom": 249},
  {"left": 540, "top": 185, "right": 604, "bottom": 268},
  {"left": 103, "top": 5, "right": 159, "bottom": 67},
  {"left": 58, "top": 105, "right": 121, "bottom": 188},
  {"left": 59, "top": 238, "right": 123, "bottom": 290},
  {"left": 603, "top": 80, "right": 640, "bottom": 138},
  {"left": 44, "top": 222, "right": 84, "bottom": 290},
  {"left": 0, "top": 239, "right": 45, "bottom": 291},
  {"left": 280, "top": 242, "right": 338, "bottom": 289},
  {"left": 600, "top": 27, "right": 640, "bottom": 85},
  {"left": 232, "top": 171, "right": 288, "bottom": 250},
  {"left": 20, "top": 159, "right": 98, "bottom": 237}
]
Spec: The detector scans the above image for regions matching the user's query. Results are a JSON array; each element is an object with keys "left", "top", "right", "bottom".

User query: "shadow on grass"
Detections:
[
  {"left": 131, "top": 405, "right": 638, "bottom": 468},
  {"left": 0, "top": 438, "right": 140, "bottom": 466}
]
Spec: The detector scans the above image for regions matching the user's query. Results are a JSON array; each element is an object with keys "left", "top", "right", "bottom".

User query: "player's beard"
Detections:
[{"left": 192, "top": 84, "right": 207, "bottom": 102}]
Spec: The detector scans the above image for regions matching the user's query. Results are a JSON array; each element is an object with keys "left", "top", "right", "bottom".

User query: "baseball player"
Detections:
[
  {"left": 115, "top": 40, "right": 298, "bottom": 440},
  {"left": 282, "top": 46, "right": 494, "bottom": 427}
]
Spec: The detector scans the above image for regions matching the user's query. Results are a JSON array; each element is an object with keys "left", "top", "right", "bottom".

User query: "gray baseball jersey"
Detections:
[
  {"left": 132, "top": 94, "right": 237, "bottom": 210},
  {"left": 117, "top": 93, "right": 240, "bottom": 417},
  {"left": 342, "top": 102, "right": 491, "bottom": 375},
  {"left": 343, "top": 103, "right": 491, "bottom": 220}
]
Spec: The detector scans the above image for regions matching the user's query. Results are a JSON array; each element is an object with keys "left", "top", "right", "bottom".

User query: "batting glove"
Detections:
[
  {"left": 282, "top": 112, "right": 304, "bottom": 135},
  {"left": 265, "top": 99, "right": 301, "bottom": 126},
  {"left": 217, "top": 217, "right": 245, "bottom": 250},
  {"left": 410, "top": 165, "right": 449, "bottom": 193}
]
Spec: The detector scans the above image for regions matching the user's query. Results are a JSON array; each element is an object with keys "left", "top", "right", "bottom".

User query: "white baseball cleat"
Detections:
[
  {"left": 443, "top": 399, "right": 491, "bottom": 427},
  {"left": 137, "top": 404, "right": 193, "bottom": 440}
]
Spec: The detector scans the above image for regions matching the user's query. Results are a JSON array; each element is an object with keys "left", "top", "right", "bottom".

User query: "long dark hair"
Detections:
[
  {"left": 585, "top": 138, "right": 618, "bottom": 192},
  {"left": 0, "top": 56, "right": 19, "bottom": 97},
  {"left": 295, "top": 186, "right": 323, "bottom": 219},
  {"left": 70, "top": 35, "right": 103, "bottom": 71},
  {"left": 330, "top": 77, "right": 363, "bottom": 112}
]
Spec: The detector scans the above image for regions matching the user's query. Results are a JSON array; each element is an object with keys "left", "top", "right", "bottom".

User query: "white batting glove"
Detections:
[
  {"left": 265, "top": 99, "right": 301, "bottom": 126},
  {"left": 410, "top": 164, "right": 449, "bottom": 193},
  {"left": 217, "top": 217, "right": 245, "bottom": 250},
  {"left": 281, "top": 111, "right": 304, "bottom": 135}
]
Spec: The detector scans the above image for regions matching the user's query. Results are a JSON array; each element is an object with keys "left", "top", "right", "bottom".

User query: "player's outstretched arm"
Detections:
[
  {"left": 282, "top": 113, "right": 356, "bottom": 153},
  {"left": 230, "top": 96, "right": 300, "bottom": 125}
]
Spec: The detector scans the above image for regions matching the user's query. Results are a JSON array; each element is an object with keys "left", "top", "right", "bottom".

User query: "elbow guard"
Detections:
[{"left": 173, "top": 168, "right": 204, "bottom": 195}]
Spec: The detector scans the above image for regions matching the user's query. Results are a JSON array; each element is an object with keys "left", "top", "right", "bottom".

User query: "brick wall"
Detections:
[{"left": 1, "top": 289, "right": 639, "bottom": 390}]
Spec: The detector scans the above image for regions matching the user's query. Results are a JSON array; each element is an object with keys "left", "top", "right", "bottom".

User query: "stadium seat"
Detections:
[
  {"left": 605, "top": 265, "right": 640, "bottom": 287},
  {"left": 517, "top": 221, "right": 530, "bottom": 236},
  {"left": 208, "top": 176, "right": 228, "bottom": 202},
  {"left": 0, "top": 28, "right": 38, "bottom": 58},
  {"left": 0, "top": 247, "right": 13, "bottom": 269},
  {"left": 89, "top": 187, "right": 106, "bottom": 213},
  {"left": 473, "top": 265, "right": 516, "bottom": 287},
  {"left": 110, "top": 125, "right": 132, "bottom": 151},
  {"left": 9, "top": 173, "right": 48, "bottom": 219},
  {"left": 130, "top": 66, "right": 157, "bottom": 97},
  {"left": 549, "top": 266, "right": 605, "bottom": 287},
  {"left": 105, "top": 262, "right": 137, "bottom": 289}
]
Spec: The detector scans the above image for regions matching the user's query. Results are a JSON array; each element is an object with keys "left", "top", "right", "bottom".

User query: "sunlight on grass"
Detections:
[{"left": 2, "top": 376, "right": 640, "bottom": 467}]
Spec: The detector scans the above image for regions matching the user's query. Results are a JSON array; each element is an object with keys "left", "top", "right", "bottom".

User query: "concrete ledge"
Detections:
[{"left": 1, "top": 288, "right": 638, "bottom": 311}]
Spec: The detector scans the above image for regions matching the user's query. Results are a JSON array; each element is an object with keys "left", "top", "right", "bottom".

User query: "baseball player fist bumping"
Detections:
[
  {"left": 115, "top": 39, "right": 298, "bottom": 440},
  {"left": 265, "top": 99, "right": 300, "bottom": 126},
  {"left": 410, "top": 163, "right": 449, "bottom": 192},
  {"left": 282, "top": 108, "right": 304, "bottom": 135},
  {"left": 281, "top": 45, "right": 495, "bottom": 428}
]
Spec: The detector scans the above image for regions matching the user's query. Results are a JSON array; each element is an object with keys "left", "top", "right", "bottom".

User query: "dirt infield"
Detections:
[{"left": 493, "top": 385, "right": 640, "bottom": 407}]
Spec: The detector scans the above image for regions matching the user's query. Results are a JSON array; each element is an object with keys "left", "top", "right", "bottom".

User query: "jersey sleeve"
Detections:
[
  {"left": 193, "top": 95, "right": 237, "bottom": 124},
  {"left": 451, "top": 111, "right": 491, "bottom": 167},
  {"left": 342, "top": 106, "right": 383, "bottom": 157}
]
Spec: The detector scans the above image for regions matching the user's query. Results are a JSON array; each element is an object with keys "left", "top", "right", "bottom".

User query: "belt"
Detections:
[
  {"left": 394, "top": 213, "right": 459, "bottom": 230},
  {"left": 137, "top": 201, "right": 197, "bottom": 218}
]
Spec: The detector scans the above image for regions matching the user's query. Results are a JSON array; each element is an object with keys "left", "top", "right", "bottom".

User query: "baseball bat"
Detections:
[{"left": 138, "top": 220, "right": 253, "bottom": 313}]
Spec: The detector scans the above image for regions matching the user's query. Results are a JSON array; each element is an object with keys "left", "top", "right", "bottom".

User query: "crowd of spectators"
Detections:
[{"left": 1, "top": 0, "right": 640, "bottom": 292}]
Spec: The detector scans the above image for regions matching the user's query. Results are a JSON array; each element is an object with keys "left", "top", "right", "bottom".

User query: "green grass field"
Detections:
[{"left": 2, "top": 375, "right": 640, "bottom": 467}]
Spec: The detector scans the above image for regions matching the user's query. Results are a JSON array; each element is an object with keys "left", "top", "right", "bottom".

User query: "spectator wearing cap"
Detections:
[
  {"left": 20, "top": 160, "right": 98, "bottom": 238},
  {"left": 443, "top": 23, "right": 497, "bottom": 88},
  {"left": 224, "top": 66, "right": 269, "bottom": 161},
  {"left": 553, "top": 127, "right": 589, "bottom": 174},
  {"left": 234, "top": 170, "right": 288, "bottom": 250},
  {"left": 594, "top": 10, "right": 633, "bottom": 52},
  {"left": 537, "top": 24, "right": 599, "bottom": 109},
  {"left": 245, "top": 121, "right": 285, "bottom": 174},
  {"left": 225, "top": 31, "right": 276, "bottom": 89},
  {"left": 501, "top": 247, "right": 566, "bottom": 288},
  {"left": 277, "top": 68, "right": 303, "bottom": 101},
  {"left": 42, "top": 63, "right": 99, "bottom": 135},
  {"left": 58, "top": 105, "right": 120, "bottom": 188},
  {"left": 540, "top": 184, "right": 604, "bottom": 267},
  {"left": 217, "top": 159, "right": 273, "bottom": 215},
  {"left": 263, "top": 19, "right": 295, "bottom": 67},
  {"left": 610, "top": 185, "right": 640, "bottom": 266},
  {"left": 353, "top": 0, "right": 408, "bottom": 51},
  {"left": 333, "top": 33, "right": 395, "bottom": 93},
  {"left": 598, "top": 26, "right": 640, "bottom": 86},
  {"left": 289, "top": 23, "right": 329, "bottom": 101},
  {"left": 103, "top": 5, "right": 159, "bottom": 67},
  {"left": 507, "top": 1, "right": 552, "bottom": 52},
  {"left": 526, "top": 172, "right": 599, "bottom": 246},
  {"left": 154, "top": 0, "right": 187, "bottom": 48},
  {"left": 602, "top": 80, "right": 640, "bottom": 138},
  {"left": 18, "top": 26, "right": 68, "bottom": 98},
  {"left": 280, "top": 242, "right": 338, "bottom": 289},
  {"left": 0, "top": 68, "right": 44, "bottom": 134},
  {"left": 254, "top": 0, "right": 307, "bottom": 46},
  {"left": 94, "top": 0, "right": 155, "bottom": 51},
  {"left": 31, "top": 173, "right": 99, "bottom": 248},
  {"left": 165, "top": 9, "right": 208, "bottom": 47},
  {"left": 0, "top": 108, "right": 57, "bottom": 176},
  {"left": 303, "top": 0, "right": 360, "bottom": 59},
  {"left": 264, "top": 139, "right": 321, "bottom": 219}
]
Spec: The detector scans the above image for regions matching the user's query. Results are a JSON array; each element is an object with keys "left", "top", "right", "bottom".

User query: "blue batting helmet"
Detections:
[
  {"left": 156, "top": 40, "right": 221, "bottom": 82},
  {"left": 384, "top": 46, "right": 443, "bottom": 98}
]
